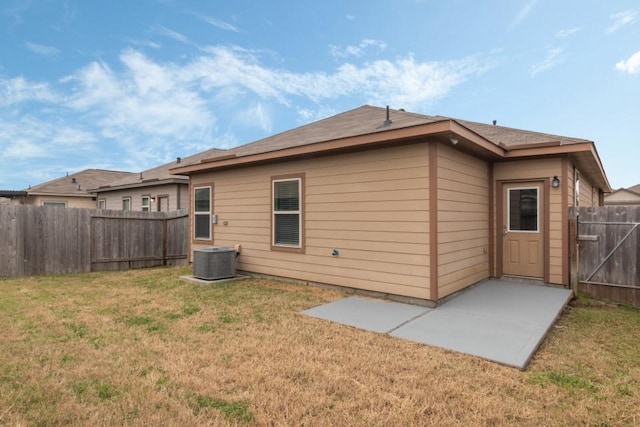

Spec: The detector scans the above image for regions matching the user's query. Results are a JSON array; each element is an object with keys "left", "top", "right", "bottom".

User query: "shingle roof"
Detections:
[
  {"left": 173, "top": 105, "right": 609, "bottom": 191},
  {"left": 200, "top": 105, "right": 591, "bottom": 161},
  {"left": 27, "top": 169, "right": 135, "bottom": 197},
  {"left": 94, "top": 147, "right": 227, "bottom": 191}
]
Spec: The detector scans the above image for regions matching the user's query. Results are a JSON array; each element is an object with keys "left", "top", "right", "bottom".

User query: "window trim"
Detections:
[
  {"left": 141, "top": 195, "right": 151, "bottom": 212},
  {"left": 42, "top": 201, "right": 66, "bottom": 207},
  {"left": 574, "top": 169, "right": 580, "bottom": 207},
  {"left": 507, "top": 186, "right": 539, "bottom": 233},
  {"left": 271, "top": 173, "right": 305, "bottom": 253},
  {"left": 193, "top": 185, "right": 212, "bottom": 241},
  {"left": 122, "top": 197, "right": 131, "bottom": 211},
  {"left": 97, "top": 199, "right": 106, "bottom": 210}
]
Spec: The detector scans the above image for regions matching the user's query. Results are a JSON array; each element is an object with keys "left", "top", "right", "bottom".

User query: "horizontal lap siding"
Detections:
[
  {"left": 192, "top": 144, "right": 431, "bottom": 299},
  {"left": 98, "top": 185, "right": 186, "bottom": 211},
  {"left": 494, "top": 158, "right": 564, "bottom": 284},
  {"left": 437, "top": 145, "right": 490, "bottom": 298}
]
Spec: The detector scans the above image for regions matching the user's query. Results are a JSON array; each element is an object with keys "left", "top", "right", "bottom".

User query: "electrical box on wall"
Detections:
[{"left": 211, "top": 214, "right": 218, "bottom": 224}]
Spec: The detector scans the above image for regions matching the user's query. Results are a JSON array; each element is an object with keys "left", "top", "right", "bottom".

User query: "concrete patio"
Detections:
[{"left": 302, "top": 279, "right": 573, "bottom": 369}]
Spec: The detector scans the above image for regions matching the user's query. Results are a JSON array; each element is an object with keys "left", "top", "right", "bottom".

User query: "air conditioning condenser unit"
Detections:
[{"left": 192, "top": 246, "right": 237, "bottom": 280}]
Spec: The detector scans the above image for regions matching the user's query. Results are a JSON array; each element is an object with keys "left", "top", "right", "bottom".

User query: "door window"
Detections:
[{"left": 508, "top": 188, "right": 538, "bottom": 232}]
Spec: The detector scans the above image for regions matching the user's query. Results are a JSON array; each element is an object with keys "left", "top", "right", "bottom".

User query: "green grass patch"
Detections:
[
  {"left": 529, "top": 370, "right": 597, "bottom": 392},
  {"left": 189, "top": 393, "right": 253, "bottom": 423}
]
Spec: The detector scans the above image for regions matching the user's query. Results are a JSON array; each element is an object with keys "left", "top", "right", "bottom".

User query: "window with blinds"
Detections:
[
  {"left": 194, "top": 186, "right": 211, "bottom": 240},
  {"left": 272, "top": 176, "right": 303, "bottom": 249}
]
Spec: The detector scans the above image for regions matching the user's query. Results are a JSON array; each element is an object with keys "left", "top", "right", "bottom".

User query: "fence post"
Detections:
[
  {"left": 569, "top": 211, "right": 578, "bottom": 297},
  {"left": 162, "top": 216, "right": 168, "bottom": 266}
]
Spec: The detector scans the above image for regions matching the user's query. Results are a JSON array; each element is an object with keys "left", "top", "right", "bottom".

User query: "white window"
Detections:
[
  {"left": 97, "top": 199, "right": 106, "bottom": 210},
  {"left": 272, "top": 176, "right": 303, "bottom": 249},
  {"left": 122, "top": 197, "right": 131, "bottom": 211},
  {"left": 141, "top": 196, "right": 151, "bottom": 212},
  {"left": 193, "top": 186, "right": 211, "bottom": 240},
  {"left": 43, "top": 201, "right": 66, "bottom": 207}
]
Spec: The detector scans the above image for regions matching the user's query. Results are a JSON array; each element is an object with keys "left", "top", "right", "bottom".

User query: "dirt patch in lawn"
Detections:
[{"left": 0, "top": 268, "right": 638, "bottom": 426}]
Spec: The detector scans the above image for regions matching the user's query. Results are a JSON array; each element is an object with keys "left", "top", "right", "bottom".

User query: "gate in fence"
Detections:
[{"left": 571, "top": 206, "right": 640, "bottom": 305}]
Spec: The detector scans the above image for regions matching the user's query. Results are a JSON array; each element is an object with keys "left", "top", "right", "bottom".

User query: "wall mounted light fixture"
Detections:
[
  {"left": 551, "top": 176, "right": 560, "bottom": 188},
  {"left": 449, "top": 135, "right": 459, "bottom": 145}
]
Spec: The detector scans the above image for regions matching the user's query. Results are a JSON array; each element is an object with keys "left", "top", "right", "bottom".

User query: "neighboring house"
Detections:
[
  {"left": 0, "top": 190, "right": 27, "bottom": 205},
  {"left": 172, "top": 105, "right": 611, "bottom": 304},
  {"left": 604, "top": 184, "right": 640, "bottom": 206},
  {"left": 20, "top": 169, "right": 135, "bottom": 208},
  {"left": 92, "top": 147, "right": 226, "bottom": 212}
]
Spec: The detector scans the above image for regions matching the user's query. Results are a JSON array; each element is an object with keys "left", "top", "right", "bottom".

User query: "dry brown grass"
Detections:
[{"left": 0, "top": 267, "right": 638, "bottom": 426}]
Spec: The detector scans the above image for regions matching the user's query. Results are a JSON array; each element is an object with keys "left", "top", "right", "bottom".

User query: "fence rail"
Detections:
[
  {"left": 571, "top": 206, "right": 640, "bottom": 305},
  {"left": 0, "top": 205, "right": 188, "bottom": 278}
]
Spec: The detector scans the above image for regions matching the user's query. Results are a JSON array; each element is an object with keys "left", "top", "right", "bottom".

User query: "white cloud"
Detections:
[
  {"left": 329, "top": 39, "right": 387, "bottom": 59},
  {"left": 0, "top": 116, "right": 96, "bottom": 161},
  {"left": 0, "top": 76, "right": 59, "bottom": 105},
  {"left": 607, "top": 10, "right": 637, "bottom": 33},
  {"left": 157, "top": 25, "right": 190, "bottom": 44},
  {"left": 183, "top": 46, "right": 487, "bottom": 110},
  {"left": 616, "top": 51, "right": 640, "bottom": 74},
  {"left": 24, "top": 41, "right": 60, "bottom": 58},
  {"left": 65, "top": 49, "right": 214, "bottom": 143},
  {"left": 531, "top": 47, "right": 563, "bottom": 76},
  {"left": 235, "top": 102, "right": 272, "bottom": 133},
  {"left": 555, "top": 27, "right": 581, "bottom": 38},
  {"left": 200, "top": 15, "right": 240, "bottom": 32},
  {"left": 1, "top": 44, "right": 491, "bottom": 187},
  {"left": 510, "top": 0, "right": 538, "bottom": 29}
]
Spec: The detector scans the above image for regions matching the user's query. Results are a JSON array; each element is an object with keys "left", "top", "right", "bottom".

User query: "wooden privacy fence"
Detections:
[
  {"left": 0, "top": 205, "right": 188, "bottom": 277},
  {"left": 570, "top": 206, "right": 640, "bottom": 305}
]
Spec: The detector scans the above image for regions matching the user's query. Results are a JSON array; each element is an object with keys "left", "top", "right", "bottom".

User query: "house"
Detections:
[
  {"left": 91, "top": 147, "right": 226, "bottom": 212},
  {"left": 172, "top": 105, "right": 611, "bottom": 304},
  {"left": 19, "top": 169, "right": 135, "bottom": 208},
  {"left": 604, "top": 184, "right": 640, "bottom": 206},
  {"left": 0, "top": 190, "right": 27, "bottom": 205}
]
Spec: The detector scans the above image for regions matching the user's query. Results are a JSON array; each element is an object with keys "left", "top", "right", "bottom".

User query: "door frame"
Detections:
[{"left": 496, "top": 178, "right": 550, "bottom": 282}]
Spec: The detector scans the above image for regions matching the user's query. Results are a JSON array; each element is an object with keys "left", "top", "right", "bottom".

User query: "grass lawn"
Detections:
[{"left": 0, "top": 267, "right": 638, "bottom": 426}]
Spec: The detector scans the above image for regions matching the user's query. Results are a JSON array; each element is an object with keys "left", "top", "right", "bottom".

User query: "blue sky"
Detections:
[{"left": 1, "top": 0, "right": 639, "bottom": 190}]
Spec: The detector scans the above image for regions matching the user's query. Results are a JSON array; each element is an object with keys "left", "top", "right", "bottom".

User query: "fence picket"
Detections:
[{"left": 0, "top": 205, "right": 188, "bottom": 277}]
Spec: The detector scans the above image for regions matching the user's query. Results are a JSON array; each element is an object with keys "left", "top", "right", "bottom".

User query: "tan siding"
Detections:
[
  {"left": 192, "top": 144, "right": 431, "bottom": 299},
  {"left": 25, "top": 195, "right": 96, "bottom": 209},
  {"left": 437, "top": 144, "right": 490, "bottom": 298},
  {"left": 494, "top": 158, "right": 565, "bottom": 285}
]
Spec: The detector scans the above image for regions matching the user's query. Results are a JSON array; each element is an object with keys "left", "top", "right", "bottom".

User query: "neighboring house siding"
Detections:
[
  {"left": 436, "top": 144, "right": 490, "bottom": 298},
  {"left": 23, "top": 195, "right": 96, "bottom": 209},
  {"left": 604, "top": 189, "right": 640, "bottom": 205},
  {"left": 191, "top": 144, "right": 431, "bottom": 299},
  {"left": 494, "top": 158, "right": 564, "bottom": 284},
  {"left": 97, "top": 184, "right": 187, "bottom": 211}
]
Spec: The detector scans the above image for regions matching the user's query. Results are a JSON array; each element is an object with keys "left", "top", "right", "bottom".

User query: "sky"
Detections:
[{"left": 1, "top": 0, "right": 639, "bottom": 191}]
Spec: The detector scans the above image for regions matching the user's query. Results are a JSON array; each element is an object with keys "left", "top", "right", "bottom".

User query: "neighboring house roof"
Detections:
[
  {"left": 0, "top": 190, "right": 27, "bottom": 198},
  {"left": 26, "top": 169, "right": 135, "bottom": 198},
  {"left": 172, "top": 105, "right": 611, "bottom": 192},
  {"left": 604, "top": 185, "right": 640, "bottom": 205},
  {"left": 92, "top": 147, "right": 227, "bottom": 192}
]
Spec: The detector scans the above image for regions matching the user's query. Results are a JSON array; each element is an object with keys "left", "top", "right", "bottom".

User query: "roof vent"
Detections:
[
  {"left": 139, "top": 172, "right": 143, "bottom": 180},
  {"left": 492, "top": 120, "right": 497, "bottom": 126},
  {"left": 383, "top": 105, "right": 392, "bottom": 126},
  {"left": 176, "top": 157, "right": 182, "bottom": 164},
  {"left": 71, "top": 177, "right": 77, "bottom": 184}
]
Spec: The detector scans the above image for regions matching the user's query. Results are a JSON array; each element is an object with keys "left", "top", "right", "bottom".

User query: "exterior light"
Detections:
[{"left": 551, "top": 176, "right": 560, "bottom": 188}]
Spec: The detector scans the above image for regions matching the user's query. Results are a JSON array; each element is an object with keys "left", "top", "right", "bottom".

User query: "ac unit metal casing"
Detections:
[{"left": 193, "top": 246, "right": 237, "bottom": 280}]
